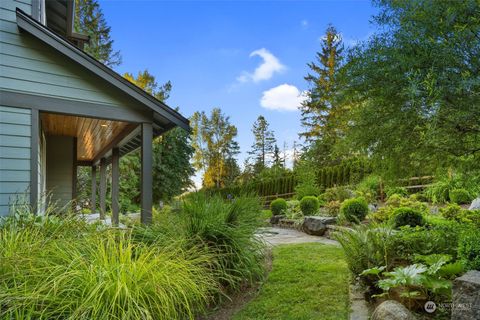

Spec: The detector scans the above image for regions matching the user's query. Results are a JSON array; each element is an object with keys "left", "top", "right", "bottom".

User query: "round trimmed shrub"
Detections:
[
  {"left": 449, "top": 189, "right": 472, "bottom": 205},
  {"left": 340, "top": 197, "right": 369, "bottom": 223},
  {"left": 300, "top": 196, "right": 320, "bottom": 216},
  {"left": 393, "top": 207, "right": 425, "bottom": 228},
  {"left": 270, "top": 198, "right": 287, "bottom": 216}
]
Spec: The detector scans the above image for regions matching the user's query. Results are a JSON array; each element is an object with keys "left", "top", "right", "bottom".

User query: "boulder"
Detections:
[
  {"left": 469, "top": 197, "right": 480, "bottom": 210},
  {"left": 302, "top": 216, "right": 336, "bottom": 236},
  {"left": 270, "top": 215, "right": 285, "bottom": 225},
  {"left": 371, "top": 300, "right": 416, "bottom": 320},
  {"left": 452, "top": 270, "right": 480, "bottom": 320}
]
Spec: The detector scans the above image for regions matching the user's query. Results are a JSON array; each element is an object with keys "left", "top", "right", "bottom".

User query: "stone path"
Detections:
[
  {"left": 256, "top": 226, "right": 339, "bottom": 246},
  {"left": 256, "top": 226, "right": 369, "bottom": 320}
]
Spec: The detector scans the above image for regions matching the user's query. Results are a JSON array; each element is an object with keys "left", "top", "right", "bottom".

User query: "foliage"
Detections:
[
  {"left": 322, "top": 186, "right": 354, "bottom": 202},
  {"left": 368, "top": 196, "right": 428, "bottom": 223},
  {"left": 181, "top": 194, "right": 265, "bottom": 290},
  {"left": 440, "top": 204, "right": 463, "bottom": 220},
  {"left": 339, "top": 0, "right": 480, "bottom": 177},
  {"left": 449, "top": 188, "right": 472, "bottom": 205},
  {"left": 299, "top": 196, "right": 320, "bottom": 216},
  {"left": 0, "top": 213, "right": 215, "bottom": 319},
  {"left": 340, "top": 197, "right": 369, "bottom": 223},
  {"left": 392, "top": 207, "right": 425, "bottom": 228},
  {"left": 458, "top": 228, "right": 480, "bottom": 271},
  {"left": 324, "top": 200, "right": 341, "bottom": 216},
  {"left": 299, "top": 25, "right": 345, "bottom": 167},
  {"left": 385, "top": 187, "right": 408, "bottom": 198},
  {"left": 334, "top": 223, "right": 396, "bottom": 275},
  {"left": 425, "top": 171, "right": 479, "bottom": 204},
  {"left": 75, "top": 0, "right": 121, "bottom": 67},
  {"left": 233, "top": 243, "right": 350, "bottom": 320},
  {"left": 355, "top": 175, "right": 382, "bottom": 202},
  {"left": 285, "top": 200, "right": 302, "bottom": 219},
  {"left": 248, "top": 115, "right": 277, "bottom": 173},
  {"left": 294, "top": 159, "right": 320, "bottom": 199},
  {"left": 191, "top": 108, "right": 240, "bottom": 188},
  {"left": 270, "top": 198, "right": 287, "bottom": 216},
  {"left": 374, "top": 255, "right": 462, "bottom": 309}
]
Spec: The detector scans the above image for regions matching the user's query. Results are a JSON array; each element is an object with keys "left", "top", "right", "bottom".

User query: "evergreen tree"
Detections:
[
  {"left": 273, "top": 144, "right": 283, "bottom": 168},
  {"left": 248, "top": 115, "right": 276, "bottom": 173},
  {"left": 75, "top": 0, "right": 121, "bottom": 67},
  {"left": 300, "top": 25, "right": 344, "bottom": 165}
]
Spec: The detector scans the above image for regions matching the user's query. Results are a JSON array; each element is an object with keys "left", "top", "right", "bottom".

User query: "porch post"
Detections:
[
  {"left": 140, "top": 123, "right": 153, "bottom": 224},
  {"left": 111, "top": 148, "right": 119, "bottom": 226},
  {"left": 30, "top": 108, "right": 39, "bottom": 214},
  {"left": 91, "top": 165, "right": 97, "bottom": 213},
  {"left": 99, "top": 157, "right": 107, "bottom": 219}
]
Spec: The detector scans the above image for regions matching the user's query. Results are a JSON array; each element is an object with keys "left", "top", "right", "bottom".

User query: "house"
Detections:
[{"left": 0, "top": 0, "right": 190, "bottom": 224}]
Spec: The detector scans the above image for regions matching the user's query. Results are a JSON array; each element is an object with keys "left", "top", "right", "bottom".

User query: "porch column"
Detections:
[
  {"left": 140, "top": 123, "right": 153, "bottom": 224},
  {"left": 91, "top": 165, "right": 97, "bottom": 213},
  {"left": 30, "top": 108, "right": 39, "bottom": 214},
  {"left": 99, "top": 157, "right": 107, "bottom": 219},
  {"left": 111, "top": 148, "right": 119, "bottom": 226}
]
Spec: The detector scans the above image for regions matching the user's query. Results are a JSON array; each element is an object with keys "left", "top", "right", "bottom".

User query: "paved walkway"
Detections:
[{"left": 257, "top": 226, "right": 339, "bottom": 246}]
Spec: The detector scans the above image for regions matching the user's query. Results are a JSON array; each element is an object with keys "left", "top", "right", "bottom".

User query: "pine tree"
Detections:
[
  {"left": 75, "top": 0, "right": 121, "bottom": 67},
  {"left": 272, "top": 144, "right": 283, "bottom": 168},
  {"left": 248, "top": 115, "right": 276, "bottom": 173},
  {"left": 299, "top": 25, "right": 344, "bottom": 164}
]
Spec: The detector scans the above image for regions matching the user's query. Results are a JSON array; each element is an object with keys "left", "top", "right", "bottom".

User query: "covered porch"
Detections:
[{"left": 39, "top": 112, "right": 154, "bottom": 224}]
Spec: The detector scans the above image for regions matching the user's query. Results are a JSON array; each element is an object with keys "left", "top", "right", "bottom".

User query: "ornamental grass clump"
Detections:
[
  {"left": 181, "top": 193, "right": 266, "bottom": 292},
  {"left": 449, "top": 188, "right": 472, "bottom": 205},
  {"left": 0, "top": 213, "right": 218, "bottom": 320}
]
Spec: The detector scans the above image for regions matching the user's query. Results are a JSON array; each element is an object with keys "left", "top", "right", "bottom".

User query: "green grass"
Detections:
[{"left": 233, "top": 243, "right": 350, "bottom": 320}]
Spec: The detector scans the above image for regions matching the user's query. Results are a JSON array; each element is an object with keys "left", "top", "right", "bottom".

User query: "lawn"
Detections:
[{"left": 233, "top": 243, "right": 350, "bottom": 320}]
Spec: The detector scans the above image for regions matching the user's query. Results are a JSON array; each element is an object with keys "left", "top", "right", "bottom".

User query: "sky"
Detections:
[{"left": 99, "top": 0, "right": 378, "bottom": 185}]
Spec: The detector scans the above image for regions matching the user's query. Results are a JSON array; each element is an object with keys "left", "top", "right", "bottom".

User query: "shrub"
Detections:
[
  {"left": 393, "top": 207, "right": 425, "bottom": 228},
  {"left": 340, "top": 197, "right": 369, "bottom": 223},
  {"left": 295, "top": 184, "right": 320, "bottom": 200},
  {"left": 334, "top": 223, "right": 396, "bottom": 275},
  {"left": 355, "top": 175, "right": 382, "bottom": 201},
  {"left": 300, "top": 196, "right": 320, "bottom": 216},
  {"left": 440, "top": 203, "right": 462, "bottom": 220},
  {"left": 270, "top": 198, "right": 287, "bottom": 216},
  {"left": 324, "top": 200, "right": 341, "bottom": 216},
  {"left": 385, "top": 186, "right": 408, "bottom": 198},
  {"left": 323, "top": 186, "right": 354, "bottom": 202},
  {"left": 317, "top": 196, "right": 326, "bottom": 207},
  {"left": 285, "top": 200, "right": 302, "bottom": 219},
  {"left": 458, "top": 228, "right": 480, "bottom": 271},
  {"left": 449, "top": 189, "right": 472, "bottom": 205}
]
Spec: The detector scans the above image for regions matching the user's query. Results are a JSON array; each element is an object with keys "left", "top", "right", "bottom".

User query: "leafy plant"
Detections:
[
  {"left": 270, "top": 198, "right": 287, "bottom": 216},
  {"left": 393, "top": 207, "right": 425, "bottom": 228},
  {"left": 322, "top": 186, "right": 354, "bottom": 202},
  {"left": 300, "top": 196, "right": 320, "bottom": 216},
  {"left": 458, "top": 228, "right": 480, "bottom": 271},
  {"left": 385, "top": 187, "right": 408, "bottom": 198},
  {"left": 324, "top": 200, "right": 341, "bottom": 216},
  {"left": 340, "top": 197, "right": 369, "bottom": 223},
  {"left": 355, "top": 175, "right": 382, "bottom": 202},
  {"left": 449, "top": 188, "right": 472, "bottom": 205},
  {"left": 285, "top": 200, "right": 302, "bottom": 219}
]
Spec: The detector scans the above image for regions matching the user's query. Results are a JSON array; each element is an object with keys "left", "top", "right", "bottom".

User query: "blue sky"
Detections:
[{"left": 100, "top": 0, "right": 377, "bottom": 179}]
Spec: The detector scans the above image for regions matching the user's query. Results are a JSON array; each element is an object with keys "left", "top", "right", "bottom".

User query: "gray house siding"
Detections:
[
  {"left": 46, "top": 135, "right": 73, "bottom": 209},
  {"left": 0, "top": 105, "right": 31, "bottom": 216},
  {"left": 0, "top": 1, "right": 142, "bottom": 112}
]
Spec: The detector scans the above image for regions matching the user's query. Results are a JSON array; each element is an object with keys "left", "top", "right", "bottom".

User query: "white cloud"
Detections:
[
  {"left": 237, "top": 48, "right": 285, "bottom": 83},
  {"left": 260, "top": 84, "right": 307, "bottom": 112}
]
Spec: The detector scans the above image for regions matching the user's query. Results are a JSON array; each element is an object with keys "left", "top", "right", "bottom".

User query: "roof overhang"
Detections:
[{"left": 15, "top": 8, "right": 190, "bottom": 133}]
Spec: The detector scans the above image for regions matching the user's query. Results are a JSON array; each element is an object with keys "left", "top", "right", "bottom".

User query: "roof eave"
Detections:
[{"left": 15, "top": 8, "right": 190, "bottom": 132}]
